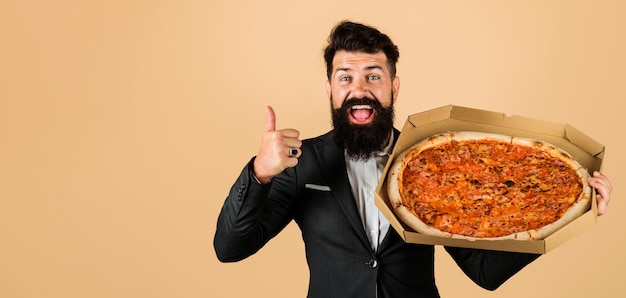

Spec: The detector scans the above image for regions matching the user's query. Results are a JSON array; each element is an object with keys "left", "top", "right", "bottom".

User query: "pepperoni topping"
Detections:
[{"left": 399, "top": 139, "right": 583, "bottom": 238}]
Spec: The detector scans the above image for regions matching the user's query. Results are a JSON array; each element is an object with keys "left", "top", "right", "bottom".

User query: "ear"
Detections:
[
  {"left": 325, "top": 80, "right": 331, "bottom": 99},
  {"left": 392, "top": 76, "right": 400, "bottom": 103}
]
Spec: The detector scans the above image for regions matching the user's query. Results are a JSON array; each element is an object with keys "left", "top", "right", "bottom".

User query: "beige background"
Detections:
[{"left": 1, "top": 1, "right": 624, "bottom": 297}]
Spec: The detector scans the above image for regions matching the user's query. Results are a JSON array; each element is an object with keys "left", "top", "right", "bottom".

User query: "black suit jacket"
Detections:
[{"left": 215, "top": 130, "right": 539, "bottom": 298}]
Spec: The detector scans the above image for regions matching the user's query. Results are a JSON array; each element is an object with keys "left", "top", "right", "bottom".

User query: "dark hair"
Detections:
[{"left": 323, "top": 21, "right": 400, "bottom": 79}]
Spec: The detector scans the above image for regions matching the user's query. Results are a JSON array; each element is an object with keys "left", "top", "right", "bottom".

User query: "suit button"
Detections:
[{"left": 367, "top": 259, "right": 378, "bottom": 269}]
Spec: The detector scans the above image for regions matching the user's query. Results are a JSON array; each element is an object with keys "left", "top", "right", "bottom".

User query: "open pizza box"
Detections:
[{"left": 375, "top": 105, "right": 605, "bottom": 254}]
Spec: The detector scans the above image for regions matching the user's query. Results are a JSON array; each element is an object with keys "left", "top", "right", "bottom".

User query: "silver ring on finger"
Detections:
[{"left": 288, "top": 147, "right": 298, "bottom": 157}]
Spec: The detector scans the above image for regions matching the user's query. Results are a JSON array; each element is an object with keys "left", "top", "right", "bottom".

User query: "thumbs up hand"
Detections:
[{"left": 252, "top": 106, "right": 302, "bottom": 184}]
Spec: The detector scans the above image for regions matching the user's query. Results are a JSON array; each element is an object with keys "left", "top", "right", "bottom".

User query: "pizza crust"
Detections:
[{"left": 387, "top": 131, "right": 592, "bottom": 241}]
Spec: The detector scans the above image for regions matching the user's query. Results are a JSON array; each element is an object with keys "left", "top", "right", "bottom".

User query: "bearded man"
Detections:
[{"left": 214, "top": 21, "right": 612, "bottom": 298}]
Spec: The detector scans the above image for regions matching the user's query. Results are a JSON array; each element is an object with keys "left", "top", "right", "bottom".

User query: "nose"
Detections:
[{"left": 350, "top": 77, "right": 370, "bottom": 98}]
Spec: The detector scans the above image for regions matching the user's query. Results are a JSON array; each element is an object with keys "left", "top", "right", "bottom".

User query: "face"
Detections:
[
  {"left": 326, "top": 50, "right": 400, "bottom": 123},
  {"left": 326, "top": 50, "right": 400, "bottom": 159}
]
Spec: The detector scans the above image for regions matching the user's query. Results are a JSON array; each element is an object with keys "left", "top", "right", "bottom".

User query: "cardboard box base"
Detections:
[{"left": 375, "top": 105, "right": 604, "bottom": 254}]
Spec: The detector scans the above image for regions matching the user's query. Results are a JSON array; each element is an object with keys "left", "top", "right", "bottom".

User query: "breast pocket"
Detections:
[{"left": 297, "top": 183, "right": 352, "bottom": 235}]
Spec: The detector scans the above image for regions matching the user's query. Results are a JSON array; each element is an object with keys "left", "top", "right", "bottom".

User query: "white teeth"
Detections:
[{"left": 351, "top": 105, "right": 372, "bottom": 110}]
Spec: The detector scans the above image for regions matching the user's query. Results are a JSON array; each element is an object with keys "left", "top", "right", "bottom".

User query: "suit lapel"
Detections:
[
  {"left": 376, "top": 128, "right": 402, "bottom": 253},
  {"left": 313, "top": 133, "right": 372, "bottom": 251}
]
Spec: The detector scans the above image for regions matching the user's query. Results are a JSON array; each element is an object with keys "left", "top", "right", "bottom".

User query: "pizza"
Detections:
[{"left": 386, "top": 131, "right": 592, "bottom": 240}]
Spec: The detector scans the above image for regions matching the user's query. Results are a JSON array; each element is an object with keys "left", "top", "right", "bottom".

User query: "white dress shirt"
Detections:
[{"left": 345, "top": 132, "right": 393, "bottom": 252}]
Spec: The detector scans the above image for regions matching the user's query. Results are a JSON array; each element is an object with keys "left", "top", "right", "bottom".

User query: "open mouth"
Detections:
[{"left": 349, "top": 104, "right": 374, "bottom": 124}]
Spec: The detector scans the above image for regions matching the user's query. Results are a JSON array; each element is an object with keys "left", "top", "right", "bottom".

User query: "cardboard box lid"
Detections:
[{"left": 375, "top": 105, "right": 604, "bottom": 254}]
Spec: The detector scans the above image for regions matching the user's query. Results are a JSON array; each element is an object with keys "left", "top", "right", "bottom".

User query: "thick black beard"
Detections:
[{"left": 331, "top": 96, "right": 395, "bottom": 160}]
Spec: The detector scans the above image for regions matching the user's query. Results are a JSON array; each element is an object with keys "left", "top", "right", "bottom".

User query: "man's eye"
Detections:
[
  {"left": 368, "top": 75, "right": 379, "bottom": 80},
  {"left": 339, "top": 77, "right": 350, "bottom": 82}
]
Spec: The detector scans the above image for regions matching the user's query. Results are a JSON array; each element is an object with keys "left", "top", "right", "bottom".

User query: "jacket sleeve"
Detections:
[
  {"left": 213, "top": 158, "right": 296, "bottom": 262},
  {"left": 445, "top": 247, "right": 541, "bottom": 290}
]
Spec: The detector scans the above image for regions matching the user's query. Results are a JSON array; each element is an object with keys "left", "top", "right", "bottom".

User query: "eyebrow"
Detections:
[{"left": 335, "top": 65, "right": 384, "bottom": 73}]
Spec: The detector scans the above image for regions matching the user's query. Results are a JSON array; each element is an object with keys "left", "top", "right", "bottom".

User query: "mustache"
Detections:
[{"left": 339, "top": 97, "right": 384, "bottom": 110}]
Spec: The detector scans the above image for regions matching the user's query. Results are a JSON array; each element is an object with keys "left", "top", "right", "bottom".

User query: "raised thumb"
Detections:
[{"left": 264, "top": 106, "right": 276, "bottom": 132}]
